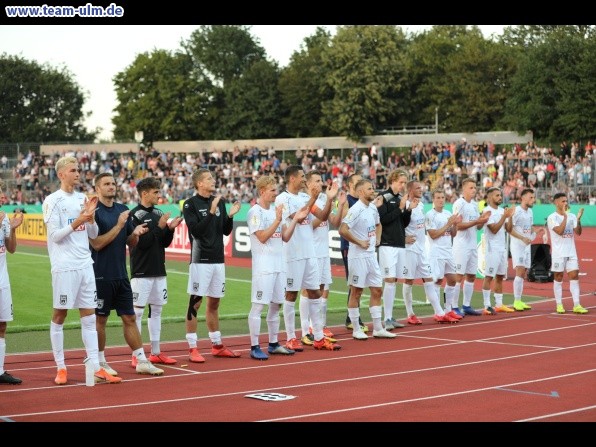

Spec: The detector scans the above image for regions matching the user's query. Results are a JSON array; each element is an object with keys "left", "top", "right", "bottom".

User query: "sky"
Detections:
[{"left": 0, "top": 25, "right": 505, "bottom": 142}]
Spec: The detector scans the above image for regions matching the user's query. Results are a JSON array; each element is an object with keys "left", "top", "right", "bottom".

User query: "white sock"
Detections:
[
  {"left": 248, "top": 303, "right": 264, "bottom": 346},
  {"left": 570, "top": 280, "right": 580, "bottom": 306},
  {"left": 266, "top": 303, "right": 281, "bottom": 344},
  {"left": 369, "top": 305, "right": 383, "bottom": 332},
  {"left": 299, "top": 294, "right": 310, "bottom": 335},
  {"left": 444, "top": 285, "right": 455, "bottom": 312},
  {"left": 494, "top": 293, "right": 503, "bottom": 307},
  {"left": 348, "top": 308, "right": 361, "bottom": 334},
  {"left": 320, "top": 298, "right": 328, "bottom": 327},
  {"left": 186, "top": 333, "right": 198, "bottom": 349},
  {"left": 0, "top": 338, "right": 6, "bottom": 375},
  {"left": 382, "top": 282, "right": 396, "bottom": 320},
  {"left": 482, "top": 289, "right": 491, "bottom": 308},
  {"left": 513, "top": 276, "right": 524, "bottom": 300},
  {"left": 554, "top": 281, "right": 563, "bottom": 306},
  {"left": 463, "top": 281, "right": 474, "bottom": 307},
  {"left": 403, "top": 284, "right": 414, "bottom": 316},
  {"left": 424, "top": 281, "right": 444, "bottom": 315},
  {"left": 208, "top": 331, "right": 222, "bottom": 346},
  {"left": 147, "top": 304, "right": 162, "bottom": 355},
  {"left": 50, "top": 321, "right": 65, "bottom": 369},
  {"left": 452, "top": 283, "right": 461, "bottom": 309},
  {"left": 284, "top": 300, "right": 296, "bottom": 340},
  {"left": 133, "top": 348, "right": 148, "bottom": 362},
  {"left": 308, "top": 298, "right": 323, "bottom": 340},
  {"left": 80, "top": 314, "right": 99, "bottom": 370},
  {"left": 134, "top": 307, "right": 144, "bottom": 335}
]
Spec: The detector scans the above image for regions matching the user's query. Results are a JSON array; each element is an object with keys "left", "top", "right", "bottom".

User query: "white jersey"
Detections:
[
  {"left": 342, "top": 200, "right": 379, "bottom": 259},
  {"left": 425, "top": 208, "right": 454, "bottom": 259},
  {"left": 275, "top": 190, "right": 316, "bottom": 261},
  {"left": 0, "top": 216, "right": 11, "bottom": 288},
  {"left": 510, "top": 206, "right": 534, "bottom": 252},
  {"left": 547, "top": 212, "right": 578, "bottom": 258},
  {"left": 247, "top": 204, "right": 283, "bottom": 275},
  {"left": 43, "top": 189, "right": 97, "bottom": 273},
  {"left": 312, "top": 193, "right": 330, "bottom": 258},
  {"left": 484, "top": 205, "right": 507, "bottom": 252},
  {"left": 405, "top": 200, "right": 426, "bottom": 255},
  {"left": 453, "top": 197, "right": 480, "bottom": 251}
]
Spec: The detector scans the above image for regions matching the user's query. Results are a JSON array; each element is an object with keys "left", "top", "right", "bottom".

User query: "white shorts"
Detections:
[
  {"left": 403, "top": 251, "right": 432, "bottom": 280},
  {"left": 348, "top": 256, "right": 383, "bottom": 289},
  {"left": 551, "top": 256, "right": 579, "bottom": 273},
  {"left": 430, "top": 257, "right": 456, "bottom": 282},
  {"left": 187, "top": 263, "right": 226, "bottom": 298},
  {"left": 131, "top": 276, "right": 168, "bottom": 307},
  {"left": 316, "top": 256, "right": 332, "bottom": 289},
  {"left": 454, "top": 248, "right": 478, "bottom": 275},
  {"left": 378, "top": 246, "right": 407, "bottom": 279},
  {"left": 483, "top": 250, "right": 508, "bottom": 277},
  {"left": 0, "top": 286, "right": 13, "bottom": 322},
  {"left": 510, "top": 244, "right": 531, "bottom": 269},
  {"left": 251, "top": 272, "right": 285, "bottom": 305},
  {"left": 285, "top": 258, "right": 319, "bottom": 292},
  {"left": 52, "top": 266, "right": 97, "bottom": 310}
]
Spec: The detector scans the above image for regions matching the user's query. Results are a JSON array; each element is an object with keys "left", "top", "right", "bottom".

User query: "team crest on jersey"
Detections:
[
  {"left": 352, "top": 275, "right": 359, "bottom": 283},
  {"left": 59, "top": 294, "right": 68, "bottom": 306},
  {"left": 133, "top": 292, "right": 139, "bottom": 302},
  {"left": 256, "top": 291, "right": 263, "bottom": 300},
  {"left": 287, "top": 278, "right": 293, "bottom": 287},
  {"left": 193, "top": 282, "right": 200, "bottom": 292}
]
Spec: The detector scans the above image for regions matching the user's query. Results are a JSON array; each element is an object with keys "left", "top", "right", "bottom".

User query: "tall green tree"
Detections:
[
  {"left": 217, "top": 59, "right": 283, "bottom": 140},
  {"left": 112, "top": 49, "right": 214, "bottom": 143},
  {"left": 278, "top": 26, "right": 334, "bottom": 138},
  {"left": 183, "top": 25, "right": 266, "bottom": 89},
  {"left": 0, "top": 54, "right": 95, "bottom": 143},
  {"left": 502, "top": 26, "right": 596, "bottom": 143},
  {"left": 321, "top": 25, "right": 410, "bottom": 142},
  {"left": 407, "top": 26, "right": 517, "bottom": 133}
]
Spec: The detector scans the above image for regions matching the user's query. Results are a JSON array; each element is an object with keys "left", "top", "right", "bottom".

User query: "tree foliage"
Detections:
[
  {"left": 112, "top": 49, "right": 213, "bottom": 143},
  {"left": 278, "top": 26, "right": 334, "bottom": 137},
  {"left": 407, "top": 26, "right": 517, "bottom": 133},
  {"left": 183, "top": 25, "right": 266, "bottom": 89},
  {"left": 0, "top": 53, "right": 96, "bottom": 143},
  {"left": 3, "top": 25, "right": 595, "bottom": 146},
  {"left": 217, "top": 59, "right": 283, "bottom": 140},
  {"left": 321, "top": 25, "right": 410, "bottom": 141},
  {"left": 502, "top": 26, "right": 596, "bottom": 143}
]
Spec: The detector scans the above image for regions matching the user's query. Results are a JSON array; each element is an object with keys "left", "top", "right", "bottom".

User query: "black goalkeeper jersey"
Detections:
[
  {"left": 129, "top": 204, "right": 174, "bottom": 278},
  {"left": 377, "top": 188, "right": 412, "bottom": 248},
  {"left": 182, "top": 193, "right": 234, "bottom": 264}
]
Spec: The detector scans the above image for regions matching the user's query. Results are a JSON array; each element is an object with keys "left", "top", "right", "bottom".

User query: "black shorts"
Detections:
[{"left": 95, "top": 279, "right": 134, "bottom": 317}]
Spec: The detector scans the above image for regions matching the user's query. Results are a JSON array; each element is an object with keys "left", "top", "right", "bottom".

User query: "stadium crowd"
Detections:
[{"left": 4, "top": 139, "right": 595, "bottom": 207}]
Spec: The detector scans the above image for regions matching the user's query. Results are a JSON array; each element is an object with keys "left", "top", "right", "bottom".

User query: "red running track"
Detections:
[{"left": 1, "top": 293, "right": 595, "bottom": 423}]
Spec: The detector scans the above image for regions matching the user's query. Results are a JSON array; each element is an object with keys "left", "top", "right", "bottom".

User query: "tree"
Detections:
[
  {"left": 183, "top": 25, "right": 266, "bottom": 90},
  {"left": 502, "top": 26, "right": 596, "bottom": 144},
  {"left": 217, "top": 59, "right": 283, "bottom": 140},
  {"left": 112, "top": 49, "right": 214, "bottom": 143},
  {"left": 0, "top": 54, "right": 96, "bottom": 143},
  {"left": 407, "top": 26, "right": 517, "bottom": 133},
  {"left": 278, "top": 26, "right": 334, "bottom": 138},
  {"left": 321, "top": 25, "right": 410, "bottom": 142}
]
